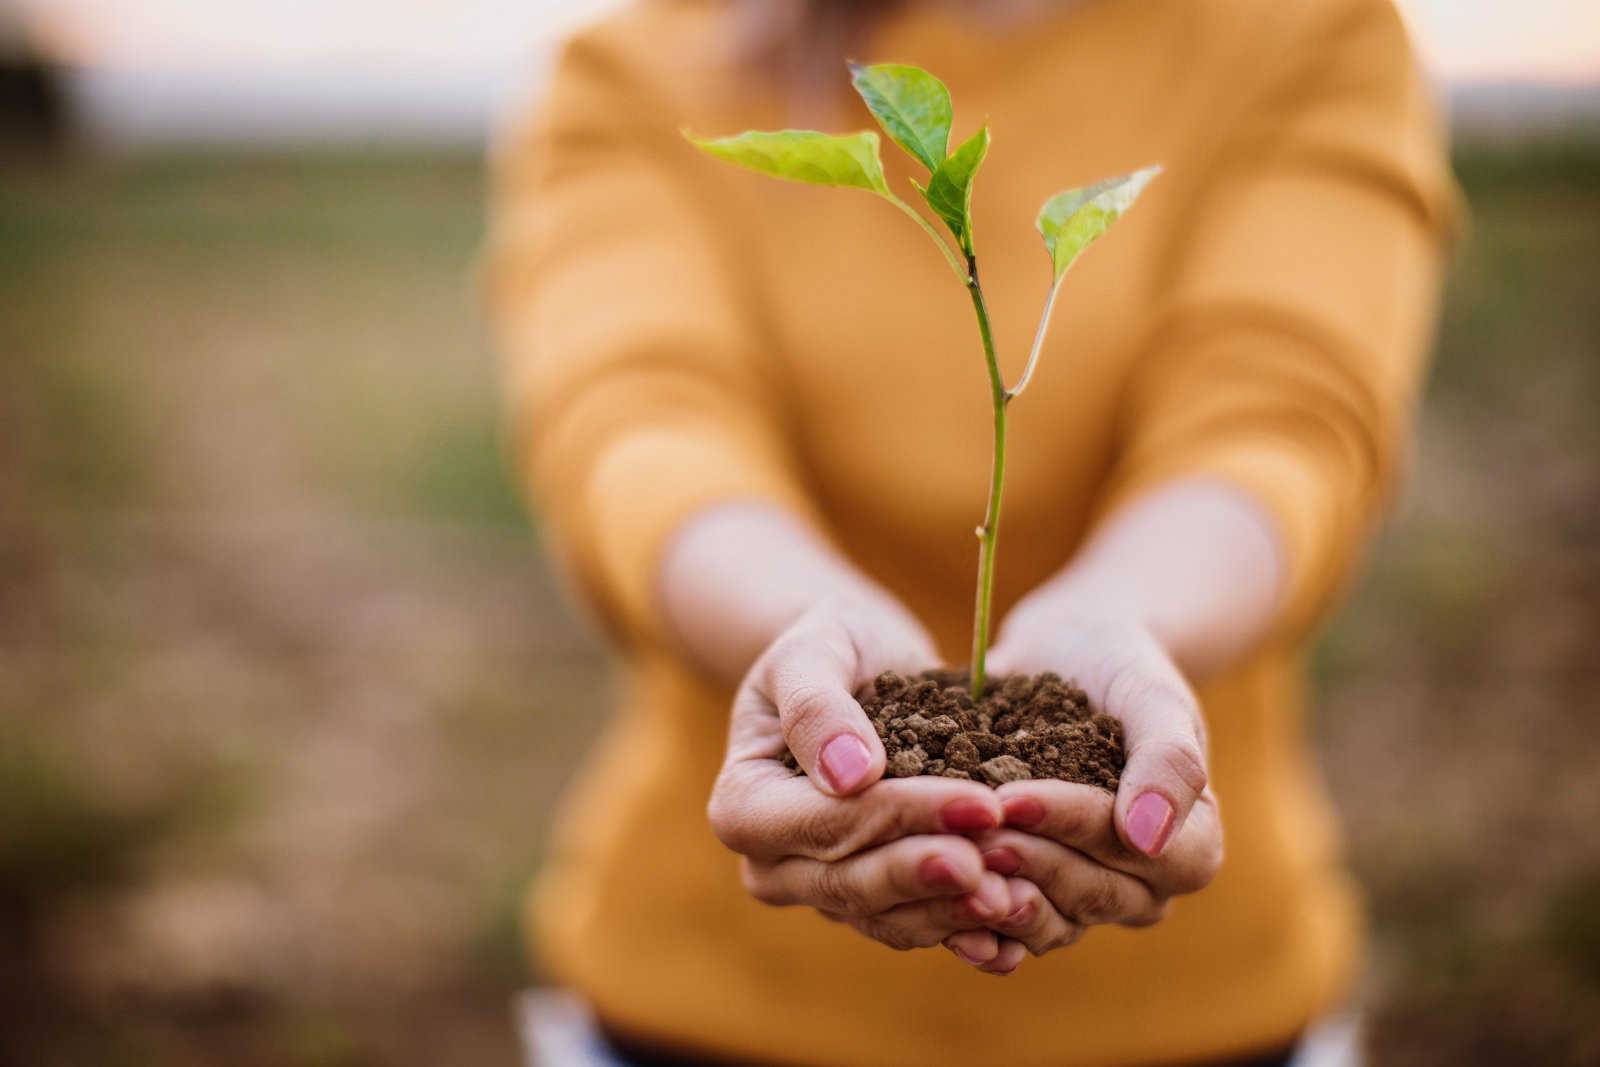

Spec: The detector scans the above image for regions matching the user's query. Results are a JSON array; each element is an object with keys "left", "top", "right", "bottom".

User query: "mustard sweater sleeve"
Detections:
[
  {"left": 1100, "top": 0, "right": 1457, "bottom": 640},
  {"left": 486, "top": 34, "right": 821, "bottom": 645}
]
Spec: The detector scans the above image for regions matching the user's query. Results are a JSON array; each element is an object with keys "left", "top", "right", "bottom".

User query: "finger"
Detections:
[
  {"left": 839, "top": 872, "right": 1011, "bottom": 949},
  {"left": 742, "top": 835, "right": 986, "bottom": 916},
  {"left": 980, "top": 631, "right": 1031, "bottom": 681},
  {"left": 996, "top": 778, "right": 1117, "bottom": 852},
  {"left": 993, "top": 779, "right": 1222, "bottom": 894},
  {"left": 961, "top": 870, "right": 1013, "bottom": 924},
  {"left": 1101, "top": 654, "right": 1208, "bottom": 857},
  {"left": 974, "top": 828, "right": 1166, "bottom": 927},
  {"left": 761, "top": 599, "right": 941, "bottom": 797},
  {"left": 708, "top": 759, "right": 1002, "bottom": 863},
  {"left": 977, "top": 937, "right": 1029, "bottom": 976},
  {"left": 988, "top": 877, "right": 1084, "bottom": 955},
  {"left": 944, "top": 928, "right": 999, "bottom": 965},
  {"left": 760, "top": 626, "right": 884, "bottom": 796}
]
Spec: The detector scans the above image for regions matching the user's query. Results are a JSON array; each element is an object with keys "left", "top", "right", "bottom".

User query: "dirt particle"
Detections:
[
  {"left": 979, "top": 755, "right": 1033, "bottom": 784},
  {"left": 944, "top": 734, "right": 981, "bottom": 773},
  {"left": 886, "top": 747, "right": 926, "bottom": 777}
]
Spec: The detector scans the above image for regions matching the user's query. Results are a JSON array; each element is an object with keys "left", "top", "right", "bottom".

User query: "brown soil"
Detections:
[{"left": 784, "top": 669, "right": 1125, "bottom": 790}]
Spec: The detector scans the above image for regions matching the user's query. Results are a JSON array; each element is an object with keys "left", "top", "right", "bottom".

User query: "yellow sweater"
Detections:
[{"left": 487, "top": 1, "right": 1454, "bottom": 1063}]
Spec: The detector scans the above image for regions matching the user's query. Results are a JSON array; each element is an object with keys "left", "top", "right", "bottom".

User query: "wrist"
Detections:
[
  {"left": 659, "top": 502, "right": 879, "bottom": 681},
  {"left": 1023, "top": 567, "right": 1158, "bottom": 635},
  {"left": 1020, "top": 482, "right": 1288, "bottom": 678}
]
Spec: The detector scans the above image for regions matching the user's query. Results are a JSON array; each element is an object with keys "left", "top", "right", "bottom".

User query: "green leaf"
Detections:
[
  {"left": 916, "top": 124, "right": 989, "bottom": 254},
  {"left": 688, "top": 129, "right": 888, "bottom": 194},
  {"left": 1036, "top": 164, "right": 1162, "bottom": 281},
  {"left": 848, "top": 62, "right": 952, "bottom": 173}
]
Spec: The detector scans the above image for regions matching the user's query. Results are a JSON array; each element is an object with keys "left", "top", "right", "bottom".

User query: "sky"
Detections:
[
  {"left": 9, "top": 0, "right": 1597, "bottom": 143},
  {"left": 1401, "top": 0, "right": 1598, "bottom": 82}
]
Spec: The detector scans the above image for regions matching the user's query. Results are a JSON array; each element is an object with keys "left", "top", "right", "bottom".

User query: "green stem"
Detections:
[
  {"left": 1009, "top": 274, "right": 1063, "bottom": 401},
  {"left": 965, "top": 255, "right": 1008, "bottom": 699}
]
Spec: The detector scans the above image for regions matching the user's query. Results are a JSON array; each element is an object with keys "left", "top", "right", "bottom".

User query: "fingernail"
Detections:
[
  {"left": 999, "top": 900, "right": 1034, "bottom": 928},
  {"left": 950, "top": 943, "right": 986, "bottom": 966},
  {"left": 970, "top": 876, "right": 1012, "bottom": 922},
  {"left": 918, "top": 856, "right": 963, "bottom": 892},
  {"left": 982, "top": 848, "right": 1021, "bottom": 876},
  {"left": 958, "top": 893, "right": 997, "bottom": 923},
  {"left": 1002, "top": 797, "right": 1045, "bottom": 829},
  {"left": 940, "top": 798, "right": 998, "bottom": 833},
  {"left": 1127, "top": 791, "right": 1175, "bottom": 856},
  {"left": 819, "top": 734, "right": 872, "bottom": 794}
]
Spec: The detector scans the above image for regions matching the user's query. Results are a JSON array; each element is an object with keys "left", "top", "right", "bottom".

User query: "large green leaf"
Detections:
[
  {"left": 916, "top": 124, "right": 989, "bottom": 254},
  {"left": 848, "top": 62, "right": 952, "bottom": 173},
  {"left": 689, "top": 129, "right": 888, "bottom": 194},
  {"left": 1036, "top": 164, "right": 1162, "bottom": 281}
]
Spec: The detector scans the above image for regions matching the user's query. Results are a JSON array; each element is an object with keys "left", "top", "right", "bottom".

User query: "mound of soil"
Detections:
[{"left": 783, "top": 669, "right": 1125, "bottom": 790}]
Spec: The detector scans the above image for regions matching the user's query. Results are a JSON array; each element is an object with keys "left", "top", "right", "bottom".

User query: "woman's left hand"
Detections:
[{"left": 941, "top": 589, "right": 1224, "bottom": 973}]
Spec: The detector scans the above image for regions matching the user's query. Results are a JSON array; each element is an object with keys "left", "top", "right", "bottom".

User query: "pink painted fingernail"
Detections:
[
  {"left": 819, "top": 734, "right": 872, "bottom": 794},
  {"left": 940, "top": 798, "right": 997, "bottom": 832},
  {"left": 982, "top": 848, "right": 1021, "bottom": 876},
  {"left": 1002, "top": 797, "right": 1045, "bottom": 829},
  {"left": 1127, "top": 791, "right": 1175, "bottom": 856},
  {"left": 919, "top": 856, "right": 963, "bottom": 892}
]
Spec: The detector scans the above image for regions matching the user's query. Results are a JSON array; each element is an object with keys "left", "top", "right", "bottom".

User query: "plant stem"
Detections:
[
  {"left": 1008, "top": 274, "right": 1063, "bottom": 401},
  {"left": 965, "top": 255, "right": 1008, "bottom": 699}
]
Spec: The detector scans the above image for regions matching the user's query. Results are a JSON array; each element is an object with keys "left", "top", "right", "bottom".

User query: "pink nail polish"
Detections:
[
  {"left": 982, "top": 848, "right": 1021, "bottom": 876},
  {"left": 919, "top": 856, "right": 962, "bottom": 892},
  {"left": 1127, "top": 791, "right": 1175, "bottom": 856},
  {"left": 1002, "top": 797, "right": 1045, "bottom": 829},
  {"left": 941, "top": 798, "right": 997, "bottom": 832},
  {"left": 819, "top": 734, "right": 871, "bottom": 794}
]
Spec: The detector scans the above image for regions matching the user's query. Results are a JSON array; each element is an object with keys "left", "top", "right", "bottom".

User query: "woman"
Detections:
[{"left": 487, "top": 0, "right": 1455, "bottom": 1063}]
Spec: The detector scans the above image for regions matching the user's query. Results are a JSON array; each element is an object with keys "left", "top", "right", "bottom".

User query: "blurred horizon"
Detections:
[
  {"left": 3, "top": 137, "right": 1597, "bottom": 1065},
  {"left": 4, "top": 0, "right": 1598, "bottom": 146}
]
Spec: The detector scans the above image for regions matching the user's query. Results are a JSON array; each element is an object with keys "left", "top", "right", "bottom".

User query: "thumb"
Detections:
[
  {"left": 761, "top": 630, "right": 885, "bottom": 797},
  {"left": 1106, "top": 659, "right": 1209, "bottom": 858},
  {"left": 981, "top": 634, "right": 1026, "bottom": 680}
]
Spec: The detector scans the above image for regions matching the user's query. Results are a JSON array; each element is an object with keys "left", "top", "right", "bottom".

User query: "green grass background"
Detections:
[{"left": 1, "top": 142, "right": 1597, "bottom": 1065}]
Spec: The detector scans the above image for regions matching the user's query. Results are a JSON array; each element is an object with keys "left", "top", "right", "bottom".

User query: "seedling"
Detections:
[{"left": 689, "top": 63, "right": 1158, "bottom": 699}]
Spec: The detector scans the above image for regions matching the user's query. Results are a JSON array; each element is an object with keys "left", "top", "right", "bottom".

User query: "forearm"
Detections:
[
  {"left": 658, "top": 502, "right": 883, "bottom": 683},
  {"left": 1032, "top": 479, "right": 1288, "bottom": 678}
]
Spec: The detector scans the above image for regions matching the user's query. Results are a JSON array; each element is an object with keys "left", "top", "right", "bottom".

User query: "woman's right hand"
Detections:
[{"left": 707, "top": 594, "right": 1017, "bottom": 966}]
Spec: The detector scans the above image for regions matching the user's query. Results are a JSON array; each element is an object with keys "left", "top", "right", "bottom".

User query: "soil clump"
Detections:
[{"left": 783, "top": 669, "right": 1124, "bottom": 790}]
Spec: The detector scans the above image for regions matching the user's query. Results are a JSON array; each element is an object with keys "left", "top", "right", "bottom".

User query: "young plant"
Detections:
[{"left": 689, "top": 63, "right": 1159, "bottom": 699}]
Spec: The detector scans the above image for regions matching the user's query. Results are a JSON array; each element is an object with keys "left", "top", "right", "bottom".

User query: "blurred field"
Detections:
[{"left": 1, "top": 141, "right": 1597, "bottom": 1065}]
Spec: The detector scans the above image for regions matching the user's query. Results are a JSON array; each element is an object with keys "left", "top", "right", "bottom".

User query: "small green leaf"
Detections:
[
  {"left": 848, "top": 62, "right": 952, "bottom": 173},
  {"left": 688, "top": 129, "right": 888, "bottom": 194},
  {"left": 1036, "top": 164, "right": 1162, "bottom": 281},
  {"left": 917, "top": 124, "right": 990, "bottom": 254}
]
